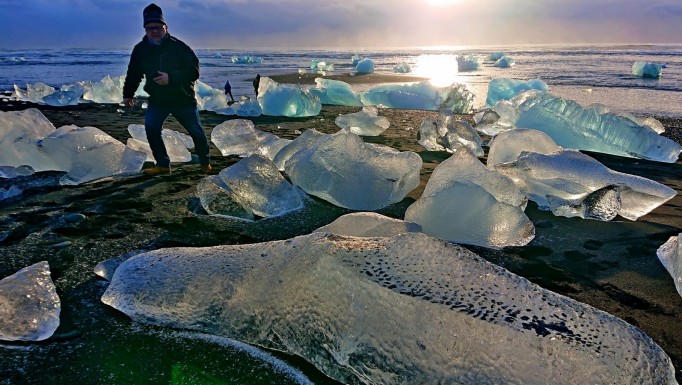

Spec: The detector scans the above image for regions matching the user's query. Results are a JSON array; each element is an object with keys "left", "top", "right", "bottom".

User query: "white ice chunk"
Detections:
[
  {"left": 126, "top": 124, "right": 194, "bottom": 163},
  {"left": 418, "top": 110, "right": 484, "bottom": 155},
  {"left": 335, "top": 106, "right": 390, "bottom": 136},
  {"left": 0, "top": 109, "right": 57, "bottom": 171},
  {"left": 231, "top": 56, "right": 262, "bottom": 64},
  {"left": 393, "top": 62, "right": 411, "bottom": 73},
  {"left": 657, "top": 234, "right": 682, "bottom": 298},
  {"left": 217, "top": 154, "right": 303, "bottom": 218},
  {"left": 487, "top": 128, "right": 562, "bottom": 167},
  {"left": 314, "top": 212, "right": 421, "bottom": 237},
  {"left": 284, "top": 131, "right": 422, "bottom": 210},
  {"left": 632, "top": 62, "right": 664, "bottom": 78},
  {"left": 11, "top": 82, "right": 56, "bottom": 104},
  {"left": 361, "top": 81, "right": 474, "bottom": 113},
  {"left": 405, "top": 149, "right": 533, "bottom": 248},
  {"left": 486, "top": 78, "right": 548, "bottom": 106},
  {"left": 39, "top": 125, "right": 147, "bottom": 185},
  {"left": 355, "top": 58, "right": 374, "bottom": 74},
  {"left": 102, "top": 232, "right": 677, "bottom": 385},
  {"left": 473, "top": 101, "right": 520, "bottom": 136},
  {"left": 258, "top": 77, "right": 321, "bottom": 117},
  {"left": 493, "top": 56, "right": 515, "bottom": 68},
  {"left": 495, "top": 150, "right": 677, "bottom": 221},
  {"left": 211, "top": 119, "right": 290, "bottom": 160},
  {"left": 505, "top": 90, "right": 681, "bottom": 163},
  {"left": 0, "top": 261, "right": 60, "bottom": 342},
  {"left": 310, "top": 78, "right": 363, "bottom": 106},
  {"left": 486, "top": 52, "right": 506, "bottom": 62}
]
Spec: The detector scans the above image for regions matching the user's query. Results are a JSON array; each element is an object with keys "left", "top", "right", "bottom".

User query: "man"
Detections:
[
  {"left": 123, "top": 3, "right": 212, "bottom": 175},
  {"left": 224, "top": 80, "right": 235, "bottom": 103}
]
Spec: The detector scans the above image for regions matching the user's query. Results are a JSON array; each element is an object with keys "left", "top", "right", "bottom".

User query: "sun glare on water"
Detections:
[{"left": 413, "top": 54, "right": 460, "bottom": 87}]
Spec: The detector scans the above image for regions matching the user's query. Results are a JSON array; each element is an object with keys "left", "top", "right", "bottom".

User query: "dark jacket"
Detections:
[{"left": 123, "top": 34, "right": 199, "bottom": 107}]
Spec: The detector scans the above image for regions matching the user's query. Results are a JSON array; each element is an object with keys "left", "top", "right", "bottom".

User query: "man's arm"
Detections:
[
  {"left": 166, "top": 41, "right": 200, "bottom": 86},
  {"left": 122, "top": 46, "right": 144, "bottom": 105}
]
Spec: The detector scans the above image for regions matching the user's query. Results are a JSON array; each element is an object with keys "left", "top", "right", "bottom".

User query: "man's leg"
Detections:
[
  {"left": 172, "top": 105, "right": 210, "bottom": 167},
  {"left": 144, "top": 103, "right": 171, "bottom": 168}
]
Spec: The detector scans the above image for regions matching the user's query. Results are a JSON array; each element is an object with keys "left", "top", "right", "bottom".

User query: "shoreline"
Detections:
[{"left": 1, "top": 80, "right": 682, "bottom": 382}]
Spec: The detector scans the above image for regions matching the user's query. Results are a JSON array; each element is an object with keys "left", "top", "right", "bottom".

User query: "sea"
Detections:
[{"left": 1, "top": 44, "right": 682, "bottom": 117}]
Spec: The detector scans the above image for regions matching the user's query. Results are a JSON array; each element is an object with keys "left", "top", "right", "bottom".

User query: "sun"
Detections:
[{"left": 426, "top": 0, "right": 463, "bottom": 5}]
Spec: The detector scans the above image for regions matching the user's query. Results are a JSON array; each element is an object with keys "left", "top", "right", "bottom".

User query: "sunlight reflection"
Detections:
[{"left": 413, "top": 54, "right": 462, "bottom": 87}]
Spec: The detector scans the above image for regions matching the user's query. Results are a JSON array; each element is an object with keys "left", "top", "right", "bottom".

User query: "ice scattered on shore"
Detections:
[
  {"left": 486, "top": 78, "right": 548, "bottom": 106},
  {"left": 418, "top": 110, "right": 484, "bottom": 155},
  {"left": 102, "top": 232, "right": 677, "bottom": 385},
  {"left": 211, "top": 119, "right": 290, "bottom": 160},
  {"left": 126, "top": 124, "right": 194, "bottom": 163},
  {"left": 632, "top": 61, "right": 664, "bottom": 78},
  {"left": 313, "top": 212, "right": 421, "bottom": 237},
  {"left": 0, "top": 261, "right": 60, "bottom": 342},
  {"left": 657, "top": 234, "right": 682, "bottom": 298},
  {"left": 335, "top": 106, "right": 390, "bottom": 136}
]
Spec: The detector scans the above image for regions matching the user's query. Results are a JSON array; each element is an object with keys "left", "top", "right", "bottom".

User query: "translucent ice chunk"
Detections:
[
  {"left": 258, "top": 77, "right": 321, "bottom": 117},
  {"left": 335, "top": 106, "right": 390, "bottom": 136},
  {"left": 418, "top": 110, "right": 484, "bottom": 155},
  {"left": 487, "top": 128, "right": 562, "bottom": 167},
  {"left": 211, "top": 119, "right": 290, "bottom": 160},
  {"left": 310, "top": 78, "right": 363, "bottom": 107},
  {"left": 314, "top": 212, "right": 421, "bottom": 237},
  {"left": 126, "top": 124, "right": 194, "bottom": 163},
  {"left": 405, "top": 149, "right": 533, "bottom": 248},
  {"left": 486, "top": 78, "right": 548, "bottom": 106},
  {"left": 0, "top": 261, "right": 60, "bottom": 342},
  {"left": 657, "top": 234, "right": 682, "bottom": 298},
  {"left": 361, "top": 81, "right": 474, "bottom": 113},
  {"left": 0, "top": 109, "right": 56, "bottom": 171},
  {"left": 632, "top": 61, "right": 664, "bottom": 78},
  {"left": 102, "top": 232, "right": 677, "bottom": 385}
]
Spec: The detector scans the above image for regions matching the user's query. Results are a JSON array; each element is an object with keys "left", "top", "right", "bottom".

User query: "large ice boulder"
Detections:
[
  {"left": 495, "top": 150, "right": 677, "bottom": 221},
  {"left": 360, "top": 81, "right": 474, "bottom": 113},
  {"left": 126, "top": 124, "right": 194, "bottom": 163},
  {"left": 102, "top": 231, "right": 678, "bottom": 385},
  {"left": 418, "top": 110, "right": 484, "bottom": 155},
  {"left": 485, "top": 78, "right": 548, "bottom": 106},
  {"left": 257, "top": 77, "right": 321, "bottom": 117},
  {"left": 657, "top": 234, "right": 682, "bottom": 298},
  {"left": 272, "top": 129, "right": 326, "bottom": 171},
  {"left": 310, "top": 78, "right": 363, "bottom": 107},
  {"left": 211, "top": 119, "right": 290, "bottom": 160},
  {"left": 39, "top": 125, "right": 147, "bottom": 185},
  {"left": 313, "top": 212, "right": 421, "bottom": 237},
  {"left": 632, "top": 62, "right": 664, "bottom": 78},
  {"left": 0, "top": 109, "right": 56, "bottom": 171},
  {"left": 0, "top": 261, "right": 60, "bottom": 342},
  {"left": 335, "top": 106, "right": 390, "bottom": 136},
  {"left": 284, "top": 131, "right": 422, "bottom": 210},
  {"left": 405, "top": 149, "right": 533, "bottom": 248},
  {"left": 355, "top": 58, "right": 374, "bottom": 74},
  {"left": 501, "top": 90, "right": 681, "bottom": 163}
]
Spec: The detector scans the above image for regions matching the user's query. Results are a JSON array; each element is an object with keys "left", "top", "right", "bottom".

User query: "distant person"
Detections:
[
  {"left": 224, "top": 80, "right": 235, "bottom": 103},
  {"left": 253, "top": 74, "right": 261, "bottom": 97},
  {"left": 122, "top": 3, "right": 212, "bottom": 175}
]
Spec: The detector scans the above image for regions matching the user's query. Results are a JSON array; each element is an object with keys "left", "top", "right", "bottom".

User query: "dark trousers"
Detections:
[{"left": 144, "top": 103, "right": 210, "bottom": 168}]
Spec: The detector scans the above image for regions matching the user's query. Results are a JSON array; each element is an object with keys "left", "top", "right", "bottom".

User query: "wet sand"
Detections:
[{"left": 0, "top": 75, "right": 681, "bottom": 383}]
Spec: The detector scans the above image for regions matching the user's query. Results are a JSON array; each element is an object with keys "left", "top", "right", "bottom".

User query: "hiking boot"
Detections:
[
  {"left": 200, "top": 164, "right": 213, "bottom": 174},
  {"left": 143, "top": 166, "right": 171, "bottom": 175}
]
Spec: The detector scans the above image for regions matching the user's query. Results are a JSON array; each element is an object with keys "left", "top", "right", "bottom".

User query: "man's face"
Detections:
[{"left": 144, "top": 23, "right": 167, "bottom": 43}]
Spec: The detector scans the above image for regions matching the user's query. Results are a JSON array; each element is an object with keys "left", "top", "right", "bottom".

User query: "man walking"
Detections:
[{"left": 123, "top": 3, "right": 212, "bottom": 175}]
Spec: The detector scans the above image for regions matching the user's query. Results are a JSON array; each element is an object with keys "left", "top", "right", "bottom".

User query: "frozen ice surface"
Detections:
[
  {"left": 657, "top": 234, "right": 682, "bottom": 298},
  {"left": 355, "top": 58, "right": 374, "bottom": 74},
  {"left": 360, "top": 81, "right": 474, "bottom": 113},
  {"left": 39, "top": 125, "right": 147, "bottom": 185},
  {"left": 632, "top": 61, "right": 664, "bottom": 78},
  {"left": 506, "top": 90, "right": 681, "bottom": 162},
  {"left": 405, "top": 149, "right": 533, "bottom": 248},
  {"left": 0, "top": 109, "right": 57, "bottom": 171},
  {"left": 102, "top": 231, "right": 677, "bottom": 385},
  {"left": 418, "top": 110, "right": 484, "bottom": 155},
  {"left": 487, "top": 128, "right": 562, "bottom": 167},
  {"left": 231, "top": 56, "right": 262, "bottom": 64},
  {"left": 493, "top": 56, "right": 515, "bottom": 68},
  {"left": 335, "top": 106, "right": 390, "bottom": 136},
  {"left": 314, "top": 212, "right": 421, "bottom": 237},
  {"left": 495, "top": 150, "right": 677, "bottom": 221},
  {"left": 258, "top": 77, "right": 321, "bottom": 117},
  {"left": 211, "top": 119, "right": 290, "bottom": 160},
  {"left": 126, "top": 124, "right": 194, "bottom": 163},
  {"left": 12, "top": 82, "right": 57, "bottom": 104},
  {"left": 284, "top": 131, "right": 422, "bottom": 210},
  {"left": 310, "top": 78, "right": 363, "bottom": 107},
  {"left": 486, "top": 78, "right": 548, "bottom": 106},
  {"left": 0, "top": 165, "right": 35, "bottom": 179},
  {"left": 0, "top": 261, "right": 60, "bottom": 342},
  {"left": 456, "top": 55, "right": 481, "bottom": 71},
  {"left": 217, "top": 155, "right": 303, "bottom": 218},
  {"left": 12, "top": 76, "right": 146, "bottom": 106},
  {"left": 272, "top": 129, "right": 326, "bottom": 170},
  {"left": 197, "top": 175, "right": 255, "bottom": 221}
]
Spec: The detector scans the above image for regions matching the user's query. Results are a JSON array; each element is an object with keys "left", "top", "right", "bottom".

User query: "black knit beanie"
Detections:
[{"left": 143, "top": 3, "right": 165, "bottom": 26}]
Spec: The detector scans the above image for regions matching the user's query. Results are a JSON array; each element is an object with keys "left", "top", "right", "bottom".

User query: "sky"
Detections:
[{"left": 1, "top": 0, "right": 682, "bottom": 50}]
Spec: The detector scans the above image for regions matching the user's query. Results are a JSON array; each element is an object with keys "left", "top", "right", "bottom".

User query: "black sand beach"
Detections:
[{"left": 1, "top": 74, "right": 681, "bottom": 383}]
